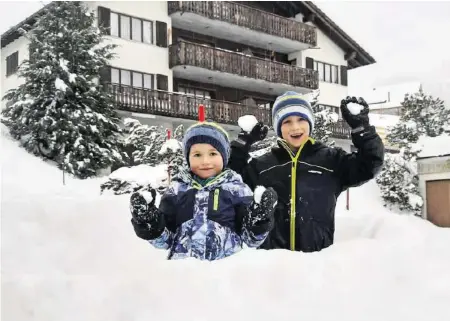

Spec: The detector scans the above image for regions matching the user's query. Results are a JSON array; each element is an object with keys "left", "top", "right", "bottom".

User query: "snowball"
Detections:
[
  {"left": 346, "top": 103, "right": 363, "bottom": 115},
  {"left": 238, "top": 115, "right": 258, "bottom": 133},
  {"left": 254, "top": 186, "right": 266, "bottom": 204},
  {"left": 139, "top": 191, "right": 154, "bottom": 204}
]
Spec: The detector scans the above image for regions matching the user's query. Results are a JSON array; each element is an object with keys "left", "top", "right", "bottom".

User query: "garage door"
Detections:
[{"left": 426, "top": 179, "right": 450, "bottom": 227}]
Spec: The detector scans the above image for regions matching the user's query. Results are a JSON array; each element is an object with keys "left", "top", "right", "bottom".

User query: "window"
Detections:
[
  {"left": 111, "top": 12, "right": 119, "bottom": 37},
  {"left": 143, "top": 21, "right": 152, "bottom": 44},
  {"left": 143, "top": 74, "right": 152, "bottom": 89},
  {"left": 121, "top": 70, "right": 131, "bottom": 86},
  {"left": 111, "top": 67, "right": 154, "bottom": 89},
  {"left": 6, "top": 51, "right": 19, "bottom": 76},
  {"left": 178, "top": 87, "right": 211, "bottom": 99},
  {"left": 132, "top": 18, "right": 142, "bottom": 41},
  {"left": 120, "top": 15, "right": 130, "bottom": 40},
  {"left": 314, "top": 61, "right": 339, "bottom": 84},
  {"left": 132, "top": 72, "right": 143, "bottom": 88},
  {"left": 109, "top": 11, "right": 153, "bottom": 44}
]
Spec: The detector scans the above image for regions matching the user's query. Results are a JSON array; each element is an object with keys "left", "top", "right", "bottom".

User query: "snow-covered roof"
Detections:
[
  {"left": 417, "top": 135, "right": 450, "bottom": 159},
  {"left": 369, "top": 113, "right": 400, "bottom": 128}
]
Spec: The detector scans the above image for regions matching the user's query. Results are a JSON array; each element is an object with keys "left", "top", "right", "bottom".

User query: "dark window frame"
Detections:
[
  {"left": 110, "top": 11, "right": 153, "bottom": 44},
  {"left": 314, "top": 60, "right": 339, "bottom": 84},
  {"left": 110, "top": 66, "right": 154, "bottom": 90}
]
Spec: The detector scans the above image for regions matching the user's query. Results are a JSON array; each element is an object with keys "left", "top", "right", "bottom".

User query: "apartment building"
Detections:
[{"left": 1, "top": 1, "right": 375, "bottom": 139}]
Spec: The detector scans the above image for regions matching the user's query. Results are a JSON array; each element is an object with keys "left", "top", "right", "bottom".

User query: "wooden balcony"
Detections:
[
  {"left": 169, "top": 41, "right": 319, "bottom": 95},
  {"left": 107, "top": 84, "right": 352, "bottom": 140},
  {"left": 107, "top": 84, "right": 272, "bottom": 126},
  {"left": 168, "top": 1, "right": 316, "bottom": 53},
  {"left": 329, "top": 120, "right": 352, "bottom": 139}
]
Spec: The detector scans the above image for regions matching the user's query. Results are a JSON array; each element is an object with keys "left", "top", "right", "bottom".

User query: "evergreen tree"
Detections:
[
  {"left": 400, "top": 86, "right": 450, "bottom": 137},
  {"left": 1, "top": 1, "right": 122, "bottom": 179},
  {"left": 159, "top": 139, "right": 185, "bottom": 178},
  {"left": 119, "top": 118, "right": 166, "bottom": 167},
  {"left": 373, "top": 88, "right": 449, "bottom": 216},
  {"left": 308, "top": 89, "right": 339, "bottom": 146}
]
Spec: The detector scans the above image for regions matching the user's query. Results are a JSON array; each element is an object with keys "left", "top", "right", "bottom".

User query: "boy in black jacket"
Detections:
[{"left": 228, "top": 92, "right": 385, "bottom": 252}]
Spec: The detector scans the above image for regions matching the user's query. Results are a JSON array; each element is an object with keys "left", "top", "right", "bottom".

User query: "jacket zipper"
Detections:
[{"left": 280, "top": 138, "right": 313, "bottom": 251}]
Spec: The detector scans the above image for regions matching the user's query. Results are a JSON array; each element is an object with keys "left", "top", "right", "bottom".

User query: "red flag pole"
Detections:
[
  {"left": 346, "top": 189, "right": 350, "bottom": 211},
  {"left": 198, "top": 104, "right": 205, "bottom": 122}
]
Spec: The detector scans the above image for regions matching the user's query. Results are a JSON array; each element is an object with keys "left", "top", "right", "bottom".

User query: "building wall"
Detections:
[
  {"left": 287, "top": 13, "right": 348, "bottom": 108},
  {"left": 417, "top": 156, "right": 450, "bottom": 221},
  {"left": 86, "top": 1, "right": 173, "bottom": 91},
  {"left": 1, "top": 36, "right": 30, "bottom": 110}
]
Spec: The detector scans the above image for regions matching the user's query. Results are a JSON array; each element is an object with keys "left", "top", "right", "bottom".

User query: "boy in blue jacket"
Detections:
[{"left": 130, "top": 121, "right": 278, "bottom": 260}]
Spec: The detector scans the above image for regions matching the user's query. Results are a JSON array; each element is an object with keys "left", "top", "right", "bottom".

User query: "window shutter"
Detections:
[
  {"left": 156, "top": 21, "right": 168, "bottom": 48},
  {"left": 6, "top": 51, "right": 18, "bottom": 76},
  {"left": 99, "top": 66, "right": 111, "bottom": 84},
  {"left": 157, "top": 74, "right": 168, "bottom": 91},
  {"left": 98, "top": 6, "right": 111, "bottom": 35},
  {"left": 340, "top": 65, "right": 348, "bottom": 86},
  {"left": 305, "top": 57, "right": 314, "bottom": 69}
]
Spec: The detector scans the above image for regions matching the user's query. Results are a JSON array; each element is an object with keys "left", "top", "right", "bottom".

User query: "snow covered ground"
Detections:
[{"left": 2, "top": 125, "right": 450, "bottom": 321}]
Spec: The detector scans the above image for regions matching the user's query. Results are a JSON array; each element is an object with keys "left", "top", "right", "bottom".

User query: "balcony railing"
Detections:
[
  {"left": 329, "top": 120, "right": 352, "bottom": 139},
  {"left": 168, "top": 1, "right": 317, "bottom": 47},
  {"left": 169, "top": 41, "right": 319, "bottom": 90},
  {"left": 107, "top": 84, "right": 272, "bottom": 126},
  {"left": 108, "top": 84, "right": 351, "bottom": 139}
]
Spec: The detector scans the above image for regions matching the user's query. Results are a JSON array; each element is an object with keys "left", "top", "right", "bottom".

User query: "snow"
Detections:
[
  {"left": 107, "top": 163, "right": 168, "bottom": 190},
  {"left": 54, "top": 77, "right": 68, "bottom": 92},
  {"left": 347, "top": 102, "right": 363, "bottom": 115},
  {"left": 253, "top": 186, "right": 266, "bottom": 204},
  {"left": 238, "top": 115, "right": 258, "bottom": 133},
  {"left": 417, "top": 134, "right": 450, "bottom": 158},
  {"left": 368, "top": 113, "right": 400, "bottom": 128},
  {"left": 2, "top": 125, "right": 450, "bottom": 321},
  {"left": 158, "top": 139, "right": 181, "bottom": 155}
]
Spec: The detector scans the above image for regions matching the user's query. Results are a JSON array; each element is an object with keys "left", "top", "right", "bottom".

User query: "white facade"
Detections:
[
  {"left": 1, "top": 36, "right": 30, "bottom": 110},
  {"left": 289, "top": 13, "right": 348, "bottom": 108},
  {"left": 86, "top": 1, "right": 173, "bottom": 91},
  {"left": 1, "top": 1, "right": 359, "bottom": 113}
]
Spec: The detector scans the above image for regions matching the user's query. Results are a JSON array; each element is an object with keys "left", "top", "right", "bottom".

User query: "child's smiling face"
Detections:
[
  {"left": 280, "top": 115, "right": 310, "bottom": 149},
  {"left": 189, "top": 143, "right": 224, "bottom": 179}
]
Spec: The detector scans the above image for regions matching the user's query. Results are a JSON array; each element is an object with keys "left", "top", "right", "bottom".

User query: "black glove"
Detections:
[
  {"left": 236, "top": 121, "right": 269, "bottom": 149},
  {"left": 245, "top": 187, "right": 278, "bottom": 235},
  {"left": 340, "top": 96, "right": 370, "bottom": 130},
  {"left": 130, "top": 189, "right": 165, "bottom": 240}
]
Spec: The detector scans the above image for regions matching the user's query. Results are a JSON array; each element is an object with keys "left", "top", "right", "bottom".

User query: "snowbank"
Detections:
[{"left": 2, "top": 126, "right": 450, "bottom": 321}]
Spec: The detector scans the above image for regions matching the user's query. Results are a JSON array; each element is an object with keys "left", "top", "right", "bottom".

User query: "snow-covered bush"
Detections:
[{"left": 1, "top": 1, "right": 122, "bottom": 179}]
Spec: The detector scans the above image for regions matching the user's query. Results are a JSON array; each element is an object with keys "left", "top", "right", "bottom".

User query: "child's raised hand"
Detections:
[{"left": 130, "top": 189, "right": 158, "bottom": 224}]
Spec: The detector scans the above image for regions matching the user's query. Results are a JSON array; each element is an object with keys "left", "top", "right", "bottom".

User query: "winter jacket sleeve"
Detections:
[
  {"left": 334, "top": 126, "right": 385, "bottom": 192},
  {"left": 148, "top": 184, "right": 178, "bottom": 250},
  {"left": 228, "top": 140, "right": 260, "bottom": 190}
]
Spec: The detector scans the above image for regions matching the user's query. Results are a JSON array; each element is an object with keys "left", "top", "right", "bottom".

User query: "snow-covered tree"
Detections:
[
  {"left": 308, "top": 89, "right": 339, "bottom": 146},
  {"left": 400, "top": 86, "right": 450, "bottom": 138},
  {"left": 1, "top": 1, "right": 122, "bottom": 179},
  {"left": 117, "top": 118, "right": 166, "bottom": 167},
  {"left": 376, "top": 151, "right": 423, "bottom": 216},
  {"left": 374, "top": 88, "right": 449, "bottom": 216},
  {"left": 159, "top": 139, "right": 185, "bottom": 178}
]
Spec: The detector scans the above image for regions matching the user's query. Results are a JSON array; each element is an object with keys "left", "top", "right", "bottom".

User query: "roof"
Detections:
[
  {"left": 1, "top": 2, "right": 54, "bottom": 48},
  {"left": 273, "top": 1, "right": 376, "bottom": 69}
]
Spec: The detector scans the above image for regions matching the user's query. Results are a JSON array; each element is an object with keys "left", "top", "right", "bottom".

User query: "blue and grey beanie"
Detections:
[
  {"left": 182, "top": 122, "right": 230, "bottom": 167},
  {"left": 272, "top": 91, "right": 315, "bottom": 137}
]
